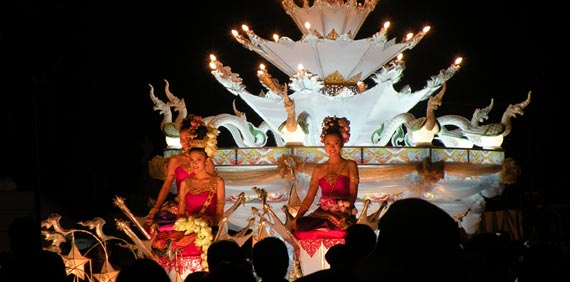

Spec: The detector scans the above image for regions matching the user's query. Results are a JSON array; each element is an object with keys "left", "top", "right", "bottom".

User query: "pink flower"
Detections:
[{"left": 319, "top": 197, "right": 336, "bottom": 211}]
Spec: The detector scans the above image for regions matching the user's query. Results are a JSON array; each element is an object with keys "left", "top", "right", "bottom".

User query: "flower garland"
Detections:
[
  {"left": 319, "top": 196, "right": 358, "bottom": 216},
  {"left": 173, "top": 216, "right": 214, "bottom": 270}
]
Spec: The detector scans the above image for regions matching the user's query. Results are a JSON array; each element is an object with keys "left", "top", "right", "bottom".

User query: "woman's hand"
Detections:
[{"left": 145, "top": 208, "right": 159, "bottom": 227}]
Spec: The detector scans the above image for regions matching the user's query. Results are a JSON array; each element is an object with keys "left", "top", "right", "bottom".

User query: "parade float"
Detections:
[
  {"left": 150, "top": 0, "right": 527, "bottom": 275},
  {"left": 40, "top": 0, "right": 529, "bottom": 281}
]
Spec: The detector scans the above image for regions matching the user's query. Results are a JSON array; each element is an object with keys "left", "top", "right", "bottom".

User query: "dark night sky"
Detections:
[{"left": 2, "top": 0, "right": 564, "bottom": 219}]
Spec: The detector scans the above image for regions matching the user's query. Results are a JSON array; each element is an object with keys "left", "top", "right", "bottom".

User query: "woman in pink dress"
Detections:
[
  {"left": 145, "top": 115, "right": 216, "bottom": 227},
  {"left": 150, "top": 125, "right": 222, "bottom": 276},
  {"left": 293, "top": 116, "right": 359, "bottom": 232},
  {"left": 177, "top": 146, "right": 225, "bottom": 228}
]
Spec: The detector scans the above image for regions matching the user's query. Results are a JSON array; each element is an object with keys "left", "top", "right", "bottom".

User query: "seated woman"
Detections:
[
  {"left": 151, "top": 124, "right": 222, "bottom": 276},
  {"left": 177, "top": 146, "right": 225, "bottom": 232},
  {"left": 146, "top": 115, "right": 216, "bottom": 228},
  {"left": 293, "top": 116, "right": 359, "bottom": 238}
]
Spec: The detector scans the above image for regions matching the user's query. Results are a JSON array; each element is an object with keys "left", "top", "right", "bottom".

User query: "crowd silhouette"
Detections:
[
  {"left": 0, "top": 215, "right": 69, "bottom": 282},
  {"left": 2, "top": 196, "right": 568, "bottom": 282}
]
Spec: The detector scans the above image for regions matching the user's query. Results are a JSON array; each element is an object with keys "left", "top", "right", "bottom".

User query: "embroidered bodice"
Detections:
[
  {"left": 183, "top": 176, "right": 219, "bottom": 216},
  {"left": 175, "top": 165, "right": 194, "bottom": 193},
  {"left": 318, "top": 175, "right": 350, "bottom": 199}
]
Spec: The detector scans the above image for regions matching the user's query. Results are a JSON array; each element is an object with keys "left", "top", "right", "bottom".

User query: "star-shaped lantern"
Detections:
[
  {"left": 62, "top": 243, "right": 91, "bottom": 281},
  {"left": 93, "top": 261, "right": 120, "bottom": 282}
]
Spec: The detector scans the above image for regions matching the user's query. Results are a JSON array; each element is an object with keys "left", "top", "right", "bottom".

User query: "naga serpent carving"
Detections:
[
  {"left": 435, "top": 98, "right": 494, "bottom": 148},
  {"left": 149, "top": 79, "right": 187, "bottom": 137},
  {"left": 204, "top": 113, "right": 268, "bottom": 147},
  {"left": 437, "top": 91, "right": 531, "bottom": 149}
]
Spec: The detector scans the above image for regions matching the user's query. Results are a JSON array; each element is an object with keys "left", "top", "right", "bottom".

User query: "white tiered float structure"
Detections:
[
  {"left": 39, "top": 1, "right": 529, "bottom": 281},
  {"left": 146, "top": 0, "right": 529, "bottom": 277},
  {"left": 145, "top": 0, "right": 529, "bottom": 277}
]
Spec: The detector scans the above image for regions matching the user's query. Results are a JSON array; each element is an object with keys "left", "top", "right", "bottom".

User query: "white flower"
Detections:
[{"left": 173, "top": 216, "right": 213, "bottom": 271}]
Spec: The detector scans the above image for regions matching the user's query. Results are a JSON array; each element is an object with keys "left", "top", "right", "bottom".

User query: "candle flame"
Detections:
[{"left": 454, "top": 57, "right": 463, "bottom": 65}]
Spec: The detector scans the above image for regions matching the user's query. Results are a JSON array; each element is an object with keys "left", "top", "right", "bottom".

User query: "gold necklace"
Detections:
[{"left": 326, "top": 161, "right": 343, "bottom": 189}]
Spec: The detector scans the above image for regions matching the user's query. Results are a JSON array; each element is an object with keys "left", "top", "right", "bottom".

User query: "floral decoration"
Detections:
[
  {"left": 320, "top": 116, "right": 351, "bottom": 143},
  {"left": 173, "top": 216, "right": 214, "bottom": 270},
  {"left": 319, "top": 196, "right": 357, "bottom": 216},
  {"left": 204, "top": 125, "right": 220, "bottom": 157},
  {"left": 276, "top": 154, "right": 304, "bottom": 178},
  {"left": 187, "top": 114, "right": 220, "bottom": 158},
  {"left": 187, "top": 115, "right": 206, "bottom": 129}
]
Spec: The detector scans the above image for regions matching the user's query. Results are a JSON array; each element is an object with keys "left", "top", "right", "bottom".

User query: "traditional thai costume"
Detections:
[{"left": 295, "top": 174, "right": 356, "bottom": 232}]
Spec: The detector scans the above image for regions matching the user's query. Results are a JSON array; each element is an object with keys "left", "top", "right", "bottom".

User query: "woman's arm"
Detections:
[
  {"left": 177, "top": 180, "right": 188, "bottom": 218},
  {"left": 146, "top": 156, "right": 179, "bottom": 223},
  {"left": 214, "top": 177, "right": 226, "bottom": 224},
  {"left": 347, "top": 160, "right": 359, "bottom": 205},
  {"left": 296, "top": 165, "right": 321, "bottom": 218}
]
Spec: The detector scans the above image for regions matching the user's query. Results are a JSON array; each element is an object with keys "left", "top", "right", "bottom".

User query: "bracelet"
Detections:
[{"left": 350, "top": 176, "right": 360, "bottom": 184}]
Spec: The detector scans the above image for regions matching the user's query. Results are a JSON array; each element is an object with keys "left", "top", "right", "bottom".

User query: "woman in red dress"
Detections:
[{"left": 293, "top": 116, "right": 359, "bottom": 232}]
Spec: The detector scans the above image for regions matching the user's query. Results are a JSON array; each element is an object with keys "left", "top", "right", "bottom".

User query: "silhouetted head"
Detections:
[
  {"left": 376, "top": 198, "right": 460, "bottom": 255},
  {"left": 325, "top": 244, "right": 348, "bottom": 268},
  {"left": 252, "top": 236, "right": 290, "bottom": 279},
  {"left": 116, "top": 258, "right": 170, "bottom": 282},
  {"left": 207, "top": 239, "right": 250, "bottom": 273},
  {"left": 354, "top": 198, "right": 463, "bottom": 282},
  {"left": 344, "top": 223, "right": 377, "bottom": 262}
]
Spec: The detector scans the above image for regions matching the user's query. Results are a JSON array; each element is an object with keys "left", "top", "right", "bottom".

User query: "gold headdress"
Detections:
[
  {"left": 191, "top": 125, "right": 220, "bottom": 158},
  {"left": 320, "top": 116, "right": 350, "bottom": 144},
  {"left": 182, "top": 115, "right": 220, "bottom": 157},
  {"left": 184, "top": 115, "right": 207, "bottom": 138}
]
